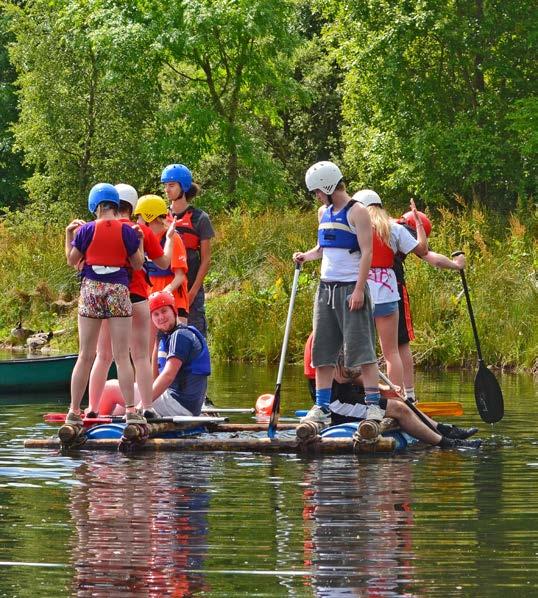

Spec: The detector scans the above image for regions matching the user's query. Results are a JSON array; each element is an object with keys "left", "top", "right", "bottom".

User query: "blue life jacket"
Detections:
[
  {"left": 145, "top": 234, "right": 173, "bottom": 278},
  {"left": 317, "top": 200, "right": 360, "bottom": 253},
  {"left": 158, "top": 324, "right": 211, "bottom": 376}
]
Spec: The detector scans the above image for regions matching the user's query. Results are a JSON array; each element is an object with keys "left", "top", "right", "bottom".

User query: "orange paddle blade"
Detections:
[{"left": 418, "top": 402, "right": 464, "bottom": 417}]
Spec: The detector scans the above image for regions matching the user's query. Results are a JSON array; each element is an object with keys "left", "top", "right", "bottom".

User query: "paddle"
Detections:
[
  {"left": 267, "top": 262, "right": 302, "bottom": 439},
  {"left": 45, "top": 413, "right": 227, "bottom": 427},
  {"left": 294, "top": 402, "right": 463, "bottom": 418},
  {"left": 451, "top": 251, "right": 504, "bottom": 423},
  {"left": 378, "top": 370, "right": 440, "bottom": 434}
]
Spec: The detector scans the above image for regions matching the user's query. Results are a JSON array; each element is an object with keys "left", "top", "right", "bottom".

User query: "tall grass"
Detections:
[{"left": 0, "top": 204, "right": 535, "bottom": 370}]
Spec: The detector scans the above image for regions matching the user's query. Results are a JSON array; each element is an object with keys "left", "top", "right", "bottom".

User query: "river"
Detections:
[{"left": 0, "top": 364, "right": 536, "bottom": 596}]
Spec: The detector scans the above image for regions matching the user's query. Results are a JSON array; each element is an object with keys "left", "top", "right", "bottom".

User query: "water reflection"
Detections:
[
  {"left": 69, "top": 455, "right": 211, "bottom": 596},
  {"left": 301, "top": 456, "right": 417, "bottom": 595}
]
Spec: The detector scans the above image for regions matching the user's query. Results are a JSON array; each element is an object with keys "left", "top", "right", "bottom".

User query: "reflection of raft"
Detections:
[{"left": 25, "top": 417, "right": 425, "bottom": 455}]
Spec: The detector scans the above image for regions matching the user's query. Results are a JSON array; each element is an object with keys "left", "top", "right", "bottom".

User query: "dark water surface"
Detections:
[{"left": 0, "top": 364, "right": 536, "bottom": 597}]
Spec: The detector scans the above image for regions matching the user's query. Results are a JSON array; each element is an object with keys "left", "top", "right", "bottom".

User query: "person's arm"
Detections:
[
  {"left": 422, "top": 251, "right": 465, "bottom": 270},
  {"left": 151, "top": 356, "right": 182, "bottom": 401},
  {"left": 188, "top": 238, "right": 211, "bottom": 303},
  {"left": 409, "top": 198, "right": 428, "bottom": 256},
  {"left": 293, "top": 205, "right": 325, "bottom": 264},
  {"left": 347, "top": 203, "right": 373, "bottom": 310},
  {"left": 164, "top": 269, "right": 186, "bottom": 294},
  {"left": 65, "top": 220, "right": 85, "bottom": 266},
  {"left": 153, "top": 218, "right": 176, "bottom": 270}
]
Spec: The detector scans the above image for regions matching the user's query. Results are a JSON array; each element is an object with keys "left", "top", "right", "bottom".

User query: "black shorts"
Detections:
[
  {"left": 130, "top": 293, "right": 147, "bottom": 304},
  {"left": 397, "top": 282, "right": 415, "bottom": 345}
]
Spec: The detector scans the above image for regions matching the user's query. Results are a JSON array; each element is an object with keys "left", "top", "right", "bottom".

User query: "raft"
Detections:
[{"left": 24, "top": 417, "right": 425, "bottom": 455}]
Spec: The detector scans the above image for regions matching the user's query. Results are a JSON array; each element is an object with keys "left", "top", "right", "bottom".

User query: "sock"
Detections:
[
  {"left": 405, "top": 387, "right": 416, "bottom": 401},
  {"left": 364, "top": 387, "right": 381, "bottom": 406},
  {"left": 315, "top": 387, "right": 332, "bottom": 409}
]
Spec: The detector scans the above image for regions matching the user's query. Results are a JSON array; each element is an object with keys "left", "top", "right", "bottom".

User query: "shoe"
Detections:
[
  {"left": 365, "top": 404, "right": 386, "bottom": 421},
  {"left": 142, "top": 408, "right": 159, "bottom": 421},
  {"left": 440, "top": 437, "right": 482, "bottom": 449},
  {"left": 447, "top": 425, "right": 479, "bottom": 440},
  {"left": 300, "top": 405, "right": 331, "bottom": 424},
  {"left": 85, "top": 411, "right": 98, "bottom": 419},
  {"left": 124, "top": 411, "right": 147, "bottom": 424},
  {"left": 65, "top": 411, "right": 83, "bottom": 425}
]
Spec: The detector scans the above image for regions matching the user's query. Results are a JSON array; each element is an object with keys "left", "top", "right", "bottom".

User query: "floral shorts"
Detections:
[{"left": 78, "top": 279, "right": 132, "bottom": 319}]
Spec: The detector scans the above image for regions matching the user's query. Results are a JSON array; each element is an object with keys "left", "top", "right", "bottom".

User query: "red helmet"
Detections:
[
  {"left": 148, "top": 291, "right": 177, "bottom": 315},
  {"left": 400, "top": 210, "right": 432, "bottom": 237}
]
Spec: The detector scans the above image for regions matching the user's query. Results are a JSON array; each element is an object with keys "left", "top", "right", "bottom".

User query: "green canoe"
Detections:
[{"left": 0, "top": 354, "right": 78, "bottom": 393}]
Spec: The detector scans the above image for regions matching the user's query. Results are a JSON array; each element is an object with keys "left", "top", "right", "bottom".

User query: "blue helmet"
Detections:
[
  {"left": 88, "top": 183, "right": 120, "bottom": 214},
  {"left": 160, "top": 163, "right": 192, "bottom": 192}
]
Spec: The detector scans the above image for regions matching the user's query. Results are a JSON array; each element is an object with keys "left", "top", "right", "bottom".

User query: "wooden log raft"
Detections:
[
  {"left": 58, "top": 423, "right": 86, "bottom": 448},
  {"left": 24, "top": 434, "right": 396, "bottom": 454},
  {"left": 357, "top": 417, "right": 398, "bottom": 441}
]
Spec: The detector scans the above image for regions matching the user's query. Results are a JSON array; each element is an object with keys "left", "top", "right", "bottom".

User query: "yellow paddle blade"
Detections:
[{"left": 418, "top": 402, "right": 464, "bottom": 418}]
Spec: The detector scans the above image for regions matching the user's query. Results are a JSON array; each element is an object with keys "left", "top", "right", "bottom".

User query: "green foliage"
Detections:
[
  {"left": 5, "top": 0, "right": 163, "bottom": 212},
  {"left": 0, "top": 10, "right": 28, "bottom": 208},
  {"left": 206, "top": 206, "right": 536, "bottom": 370},
  {"left": 320, "top": 0, "right": 537, "bottom": 208}
]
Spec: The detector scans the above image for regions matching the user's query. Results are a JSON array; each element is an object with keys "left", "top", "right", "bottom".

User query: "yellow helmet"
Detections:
[{"left": 134, "top": 195, "right": 168, "bottom": 223}]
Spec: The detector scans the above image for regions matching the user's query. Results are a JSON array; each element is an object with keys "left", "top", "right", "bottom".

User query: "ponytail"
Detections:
[
  {"left": 185, "top": 182, "right": 200, "bottom": 201},
  {"left": 367, "top": 205, "right": 391, "bottom": 246}
]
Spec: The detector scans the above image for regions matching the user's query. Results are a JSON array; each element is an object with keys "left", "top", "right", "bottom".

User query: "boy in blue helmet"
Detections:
[
  {"left": 161, "top": 164, "right": 215, "bottom": 336},
  {"left": 64, "top": 183, "right": 146, "bottom": 426}
]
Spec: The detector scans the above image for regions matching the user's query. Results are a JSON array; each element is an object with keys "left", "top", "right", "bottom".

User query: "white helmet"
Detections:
[
  {"left": 115, "top": 183, "right": 138, "bottom": 210},
  {"left": 352, "top": 189, "right": 382, "bottom": 207},
  {"left": 305, "top": 161, "right": 343, "bottom": 195}
]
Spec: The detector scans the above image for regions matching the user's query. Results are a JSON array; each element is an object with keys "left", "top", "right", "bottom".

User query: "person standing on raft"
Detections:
[
  {"left": 86, "top": 184, "right": 176, "bottom": 418},
  {"left": 293, "top": 161, "right": 383, "bottom": 424},
  {"left": 162, "top": 164, "right": 215, "bottom": 336},
  {"left": 394, "top": 210, "right": 467, "bottom": 403},
  {"left": 64, "top": 183, "right": 146, "bottom": 426},
  {"left": 352, "top": 190, "right": 428, "bottom": 396}
]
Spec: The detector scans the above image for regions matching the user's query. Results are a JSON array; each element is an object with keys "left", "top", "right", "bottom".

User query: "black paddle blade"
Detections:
[
  {"left": 475, "top": 361, "right": 504, "bottom": 424},
  {"left": 267, "top": 388, "right": 281, "bottom": 439}
]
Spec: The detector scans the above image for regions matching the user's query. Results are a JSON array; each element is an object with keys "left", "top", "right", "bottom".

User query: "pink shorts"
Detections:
[{"left": 78, "top": 279, "right": 132, "bottom": 319}]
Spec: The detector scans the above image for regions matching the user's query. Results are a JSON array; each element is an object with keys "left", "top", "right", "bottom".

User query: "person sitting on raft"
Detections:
[
  {"left": 95, "top": 290, "right": 211, "bottom": 419},
  {"left": 308, "top": 347, "right": 481, "bottom": 449}
]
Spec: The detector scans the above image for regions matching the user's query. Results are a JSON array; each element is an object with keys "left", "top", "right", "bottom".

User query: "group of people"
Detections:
[
  {"left": 64, "top": 164, "right": 214, "bottom": 426},
  {"left": 63, "top": 157, "right": 481, "bottom": 448},
  {"left": 296, "top": 161, "right": 481, "bottom": 449}
]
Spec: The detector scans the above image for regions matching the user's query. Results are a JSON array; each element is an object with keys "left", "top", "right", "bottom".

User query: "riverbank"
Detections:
[{"left": 0, "top": 206, "right": 535, "bottom": 371}]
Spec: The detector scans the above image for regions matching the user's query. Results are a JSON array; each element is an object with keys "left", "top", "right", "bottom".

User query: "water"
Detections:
[{"left": 0, "top": 364, "right": 536, "bottom": 596}]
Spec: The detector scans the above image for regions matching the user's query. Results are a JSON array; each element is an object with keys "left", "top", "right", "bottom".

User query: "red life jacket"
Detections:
[
  {"left": 173, "top": 207, "right": 201, "bottom": 251},
  {"left": 371, "top": 231, "right": 394, "bottom": 268},
  {"left": 85, "top": 220, "right": 129, "bottom": 267}
]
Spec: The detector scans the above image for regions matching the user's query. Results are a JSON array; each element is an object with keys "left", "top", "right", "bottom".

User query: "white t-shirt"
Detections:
[{"left": 367, "top": 222, "right": 418, "bottom": 305}]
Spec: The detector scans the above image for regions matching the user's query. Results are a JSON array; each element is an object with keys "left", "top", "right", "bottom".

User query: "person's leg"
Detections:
[
  {"left": 69, "top": 315, "right": 102, "bottom": 415},
  {"left": 108, "top": 317, "right": 135, "bottom": 411},
  {"left": 88, "top": 319, "right": 113, "bottom": 414},
  {"left": 385, "top": 399, "right": 442, "bottom": 445},
  {"left": 131, "top": 300, "right": 153, "bottom": 409},
  {"left": 375, "top": 311, "right": 405, "bottom": 391},
  {"left": 399, "top": 342, "right": 415, "bottom": 394},
  {"left": 188, "top": 289, "right": 207, "bottom": 336}
]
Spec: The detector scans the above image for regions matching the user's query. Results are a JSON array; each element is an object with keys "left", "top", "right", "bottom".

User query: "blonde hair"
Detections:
[{"left": 367, "top": 205, "right": 391, "bottom": 245}]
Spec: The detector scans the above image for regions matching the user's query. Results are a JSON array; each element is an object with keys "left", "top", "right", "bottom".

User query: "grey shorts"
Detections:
[{"left": 312, "top": 281, "right": 377, "bottom": 369}]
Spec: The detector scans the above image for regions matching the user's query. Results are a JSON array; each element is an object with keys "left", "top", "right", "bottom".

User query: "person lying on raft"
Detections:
[
  {"left": 306, "top": 345, "right": 481, "bottom": 448},
  {"left": 92, "top": 290, "right": 211, "bottom": 420}
]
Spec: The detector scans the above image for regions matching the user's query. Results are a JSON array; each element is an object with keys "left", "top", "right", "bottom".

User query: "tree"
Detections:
[
  {"left": 0, "top": 8, "right": 28, "bottom": 209},
  {"left": 6, "top": 0, "right": 163, "bottom": 212},
  {"left": 321, "top": 0, "right": 537, "bottom": 207},
  {"left": 146, "top": 0, "right": 303, "bottom": 208}
]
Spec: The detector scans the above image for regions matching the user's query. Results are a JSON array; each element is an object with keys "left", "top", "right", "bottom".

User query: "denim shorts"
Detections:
[{"left": 373, "top": 301, "right": 399, "bottom": 318}]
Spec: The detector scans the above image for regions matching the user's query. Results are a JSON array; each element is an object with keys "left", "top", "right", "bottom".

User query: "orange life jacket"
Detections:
[
  {"left": 85, "top": 220, "right": 129, "bottom": 267},
  {"left": 371, "top": 231, "right": 394, "bottom": 268},
  {"left": 173, "top": 207, "right": 201, "bottom": 251}
]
